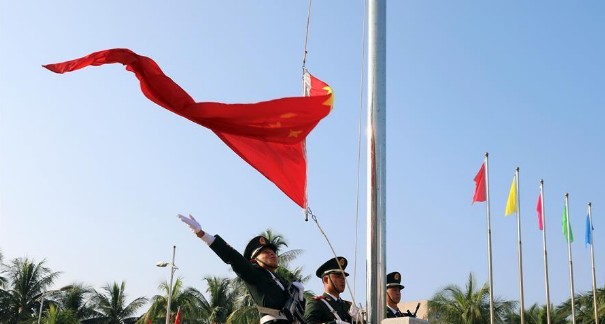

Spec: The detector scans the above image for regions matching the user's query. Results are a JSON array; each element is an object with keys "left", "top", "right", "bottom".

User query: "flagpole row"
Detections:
[
  {"left": 516, "top": 168, "right": 525, "bottom": 324},
  {"left": 485, "top": 153, "right": 495, "bottom": 324},
  {"left": 540, "top": 180, "right": 552, "bottom": 324},
  {"left": 588, "top": 202, "right": 599, "bottom": 324},
  {"left": 565, "top": 193, "right": 576, "bottom": 324}
]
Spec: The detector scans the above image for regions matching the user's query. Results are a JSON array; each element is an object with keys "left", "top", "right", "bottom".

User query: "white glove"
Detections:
[
  {"left": 291, "top": 281, "right": 304, "bottom": 301},
  {"left": 177, "top": 214, "right": 202, "bottom": 233},
  {"left": 348, "top": 303, "right": 359, "bottom": 318}
]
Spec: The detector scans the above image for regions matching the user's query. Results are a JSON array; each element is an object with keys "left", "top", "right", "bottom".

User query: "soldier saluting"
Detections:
[
  {"left": 178, "top": 214, "right": 304, "bottom": 324},
  {"left": 304, "top": 257, "right": 360, "bottom": 324}
]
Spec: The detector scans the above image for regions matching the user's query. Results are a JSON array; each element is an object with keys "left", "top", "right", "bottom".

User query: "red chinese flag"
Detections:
[
  {"left": 174, "top": 308, "right": 181, "bottom": 324},
  {"left": 44, "top": 49, "right": 333, "bottom": 208},
  {"left": 472, "top": 162, "right": 487, "bottom": 204},
  {"left": 536, "top": 192, "right": 544, "bottom": 230}
]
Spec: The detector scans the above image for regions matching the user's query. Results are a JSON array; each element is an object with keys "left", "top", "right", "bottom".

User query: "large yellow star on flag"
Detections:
[{"left": 322, "top": 86, "right": 334, "bottom": 108}]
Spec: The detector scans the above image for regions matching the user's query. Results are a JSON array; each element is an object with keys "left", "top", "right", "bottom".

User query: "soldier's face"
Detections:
[
  {"left": 328, "top": 273, "right": 346, "bottom": 293},
  {"left": 256, "top": 247, "right": 278, "bottom": 268},
  {"left": 387, "top": 287, "right": 401, "bottom": 303}
]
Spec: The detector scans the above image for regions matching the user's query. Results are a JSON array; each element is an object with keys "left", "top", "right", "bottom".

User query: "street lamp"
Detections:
[
  {"left": 37, "top": 284, "right": 73, "bottom": 324},
  {"left": 157, "top": 245, "right": 177, "bottom": 324}
]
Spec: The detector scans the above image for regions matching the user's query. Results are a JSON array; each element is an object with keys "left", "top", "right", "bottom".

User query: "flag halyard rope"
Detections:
[{"left": 308, "top": 208, "right": 357, "bottom": 306}]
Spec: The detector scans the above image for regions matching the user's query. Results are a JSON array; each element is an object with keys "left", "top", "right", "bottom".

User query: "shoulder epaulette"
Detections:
[
  {"left": 313, "top": 295, "right": 326, "bottom": 300},
  {"left": 345, "top": 301, "right": 352, "bottom": 306}
]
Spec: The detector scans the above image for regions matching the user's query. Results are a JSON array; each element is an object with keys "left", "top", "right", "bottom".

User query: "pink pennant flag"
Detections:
[{"left": 536, "top": 192, "right": 544, "bottom": 230}]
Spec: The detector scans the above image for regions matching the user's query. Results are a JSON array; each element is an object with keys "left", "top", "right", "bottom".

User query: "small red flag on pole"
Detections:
[
  {"left": 472, "top": 162, "right": 487, "bottom": 204},
  {"left": 174, "top": 307, "right": 181, "bottom": 324}
]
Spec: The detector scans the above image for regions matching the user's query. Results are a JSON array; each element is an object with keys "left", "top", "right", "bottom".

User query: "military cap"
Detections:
[
  {"left": 386, "top": 271, "right": 404, "bottom": 290},
  {"left": 243, "top": 236, "right": 277, "bottom": 260},
  {"left": 316, "top": 256, "right": 349, "bottom": 278}
]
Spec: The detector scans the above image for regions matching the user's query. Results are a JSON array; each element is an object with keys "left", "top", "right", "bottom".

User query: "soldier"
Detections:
[
  {"left": 178, "top": 214, "right": 304, "bottom": 324},
  {"left": 386, "top": 271, "right": 408, "bottom": 318},
  {"left": 304, "top": 257, "right": 360, "bottom": 324}
]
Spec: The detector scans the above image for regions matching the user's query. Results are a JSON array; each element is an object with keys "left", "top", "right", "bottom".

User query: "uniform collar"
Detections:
[
  {"left": 387, "top": 305, "right": 399, "bottom": 314},
  {"left": 323, "top": 292, "right": 340, "bottom": 301}
]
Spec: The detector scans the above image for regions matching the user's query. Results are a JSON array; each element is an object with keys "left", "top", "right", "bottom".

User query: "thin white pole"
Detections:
[
  {"left": 485, "top": 153, "right": 495, "bottom": 324},
  {"left": 565, "top": 194, "right": 576, "bottom": 324},
  {"left": 366, "top": 0, "right": 386, "bottom": 323},
  {"left": 588, "top": 202, "right": 599, "bottom": 324},
  {"left": 166, "top": 246, "right": 176, "bottom": 324},
  {"left": 516, "top": 168, "right": 525, "bottom": 324},
  {"left": 540, "top": 180, "right": 552, "bottom": 324},
  {"left": 37, "top": 297, "right": 45, "bottom": 324}
]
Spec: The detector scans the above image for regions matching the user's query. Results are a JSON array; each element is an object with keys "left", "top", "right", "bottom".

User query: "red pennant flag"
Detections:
[
  {"left": 148, "top": 317, "right": 153, "bottom": 324},
  {"left": 174, "top": 308, "right": 181, "bottom": 324},
  {"left": 472, "top": 162, "right": 487, "bottom": 204},
  {"left": 44, "top": 49, "right": 333, "bottom": 208},
  {"left": 536, "top": 192, "right": 544, "bottom": 230}
]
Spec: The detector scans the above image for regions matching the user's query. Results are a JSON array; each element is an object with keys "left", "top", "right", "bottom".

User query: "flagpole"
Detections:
[
  {"left": 366, "top": 0, "right": 387, "bottom": 323},
  {"left": 588, "top": 202, "right": 599, "bottom": 324},
  {"left": 565, "top": 193, "right": 576, "bottom": 324},
  {"left": 485, "top": 152, "right": 495, "bottom": 324},
  {"left": 515, "top": 168, "right": 525, "bottom": 324},
  {"left": 540, "top": 180, "right": 552, "bottom": 324}
]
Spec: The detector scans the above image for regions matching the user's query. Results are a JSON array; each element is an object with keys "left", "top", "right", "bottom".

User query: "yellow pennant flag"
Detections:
[{"left": 505, "top": 176, "right": 517, "bottom": 216}]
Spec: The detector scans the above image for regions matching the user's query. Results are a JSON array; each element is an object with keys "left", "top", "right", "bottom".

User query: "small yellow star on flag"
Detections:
[{"left": 288, "top": 130, "right": 303, "bottom": 138}]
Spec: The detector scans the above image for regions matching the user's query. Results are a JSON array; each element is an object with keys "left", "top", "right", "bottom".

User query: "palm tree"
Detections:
[
  {"left": 428, "top": 272, "right": 515, "bottom": 324},
  {"left": 557, "top": 286, "right": 604, "bottom": 324},
  {"left": 2, "top": 257, "right": 61, "bottom": 324},
  {"left": 38, "top": 304, "right": 79, "bottom": 324},
  {"left": 55, "top": 282, "right": 96, "bottom": 323},
  {"left": 0, "top": 250, "right": 7, "bottom": 288},
  {"left": 0, "top": 250, "right": 11, "bottom": 324},
  {"left": 141, "top": 277, "right": 205, "bottom": 324},
  {"left": 200, "top": 277, "right": 237, "bottom": 324},
  {"left": 506, "top": 303, "right": 564, "bottom": 324},
  {"left": 89, "top": 281, "right": 147, "bottom": 324}
]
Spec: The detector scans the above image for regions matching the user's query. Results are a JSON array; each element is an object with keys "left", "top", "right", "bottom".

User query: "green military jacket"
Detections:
[
  {"left": 304, "top": 293, "right": 352, "bottom": 324},
  {"left": 210, "top": 235, "right": 289, "bottom": 314}
]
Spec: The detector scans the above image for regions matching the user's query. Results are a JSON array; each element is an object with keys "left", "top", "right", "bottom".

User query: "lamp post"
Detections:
[
  {"left": 37, "top": 284, "right": 74, "bottom": 324},
  {"left": 157, "top": 246, "right": 177, "bottom": 324}
]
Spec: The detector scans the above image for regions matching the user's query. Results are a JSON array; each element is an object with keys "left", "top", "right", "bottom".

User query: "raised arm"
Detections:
[{"left": 177, "top": 214, "right": 258, "bottom": 283}]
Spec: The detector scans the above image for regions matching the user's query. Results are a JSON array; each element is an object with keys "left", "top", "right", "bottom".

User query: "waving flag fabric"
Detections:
[
  {"left": 505, "top": 177, "right": 517, "bottom": 216},
  {"left": 536, "top": 192, "right": 544, "bottom": 230},
  {"left": 562, "top": 206, "right": 574, "bottom": 243},
  {"left": 585, "top": 214, "right": 593, "bottom": 247},
  {"left": 174, "top": 307, "right": 181, "bottom": 324},
  {"left": 44, "top": 49, "right": 333, "bottom": 208},
  {"left": 472, "top": 162, "right": 487, "bottom": 204}
]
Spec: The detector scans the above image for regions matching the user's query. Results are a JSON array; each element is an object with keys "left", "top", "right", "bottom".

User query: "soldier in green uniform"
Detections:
[
  {"left": 304, "top": 257, "right": 360, "bottom": 324},
  {"left": 386, "top": 272, "right": 407, "bottom": 318},
  {"left": 178, "top": 214, "right": 304, "bottom": 324}
]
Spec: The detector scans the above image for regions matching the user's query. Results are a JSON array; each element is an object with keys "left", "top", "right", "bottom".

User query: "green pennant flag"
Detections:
[{"left": 562, "top": 206, "right": 574, "bottom": 243}]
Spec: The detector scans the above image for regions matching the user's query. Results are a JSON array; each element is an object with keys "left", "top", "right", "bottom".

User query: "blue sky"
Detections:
[{"left": 1, "top": 0, "right": 603, "bottom": 312}]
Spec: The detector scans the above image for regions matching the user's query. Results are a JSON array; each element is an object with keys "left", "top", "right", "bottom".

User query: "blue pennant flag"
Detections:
[{"left": 585, "top": 214, "right": 594, "bottom": 247}]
